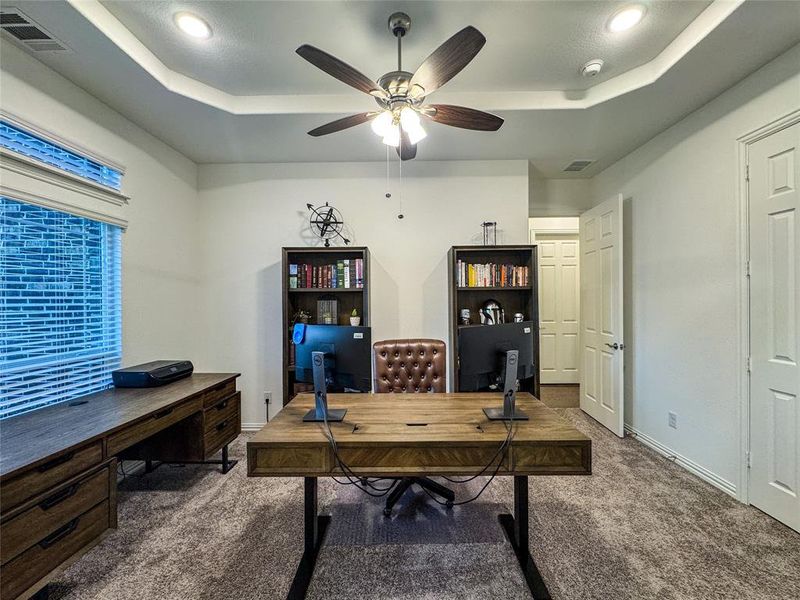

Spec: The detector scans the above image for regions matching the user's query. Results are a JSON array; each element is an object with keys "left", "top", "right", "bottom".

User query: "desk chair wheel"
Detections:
[
  {"left": 445, "top": 500, "right": 454, "bottom": 509},
  {"left": 383, "top": 507, "right": 393, "bottom": 517}
]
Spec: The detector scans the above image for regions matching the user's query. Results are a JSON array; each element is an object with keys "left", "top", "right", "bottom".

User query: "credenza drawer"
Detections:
[
  {"left": 106, "top": 397, "right": 201, "bottom": 456},
  {"left": 0, "top": 442, "right": 103, "bottom": 513},
  {"left": 204, "top": 408, "right": 240, "bottom": 457},
  {"left": 1, "top": 500, "right": 111, "bottom": 600},
  {"left": 1, "top": 464, "right": 112, "bottom": 566},
  {"left": 202, "top": 379, "right": 237, "bottom": 409},
  {"left": 204, "top": 392, "right": 240, "bottom": 433}
]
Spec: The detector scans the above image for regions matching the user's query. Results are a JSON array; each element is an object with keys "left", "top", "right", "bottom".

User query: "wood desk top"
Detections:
[
  {"left": 248, "top": 392, "right": 591, "bottom": 477},
  {"left": 0, "top": 373, "right": 240, "bottom": 479}
]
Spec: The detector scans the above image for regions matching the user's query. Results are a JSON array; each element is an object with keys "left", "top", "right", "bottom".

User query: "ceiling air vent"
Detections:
[
  {"left": 563, "top": 160, "right": 594, "bottom": 173},
  {"left": 0, "top": 8, "right": 69, "bottom": 52}
]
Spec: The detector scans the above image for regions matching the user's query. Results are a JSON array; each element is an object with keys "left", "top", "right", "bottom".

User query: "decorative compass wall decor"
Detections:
[{"left": 306, "top": 202, "right": 350, "bottom": 247}]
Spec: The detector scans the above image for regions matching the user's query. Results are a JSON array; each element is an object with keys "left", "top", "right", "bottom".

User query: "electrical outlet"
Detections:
[
  {"left": 264, "top": 391, "right": 272, "bottom": 405},
  {"left": 668, "top": 411, "right": 678, "bottom": 429}
]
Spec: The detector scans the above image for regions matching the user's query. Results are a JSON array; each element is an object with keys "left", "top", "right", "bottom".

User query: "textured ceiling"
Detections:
[
  {"left": 98, "top": 0, "right": 711, "bottom": 95},
  {"left": 1, "top": 1, "right": 799, "bottom": 176}
]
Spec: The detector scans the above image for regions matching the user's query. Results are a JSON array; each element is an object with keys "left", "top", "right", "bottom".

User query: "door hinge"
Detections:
[
  {"left": 745, "top": 164, "right": 750, "bottom": 182},
  {"left": 746, "top": 451, "right": 751, "bottom": 469},
  {"left": 745, "top": 260, "right": 751, "bottom": 278},
  {"left": 747, "top": 356, "right": 752, "bottom": 373}
]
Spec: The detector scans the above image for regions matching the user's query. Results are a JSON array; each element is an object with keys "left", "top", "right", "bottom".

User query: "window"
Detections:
[
  {"left": 0, "top": 120, "right": 122, "bottom": 190},
  {"left": 0, "top": 197, "right": 122, "bottom": 419}
]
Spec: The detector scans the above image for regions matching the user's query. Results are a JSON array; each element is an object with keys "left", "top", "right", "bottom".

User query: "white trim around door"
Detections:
[{"left": 736, "top": 108, "right": 800, "bottom": 506}]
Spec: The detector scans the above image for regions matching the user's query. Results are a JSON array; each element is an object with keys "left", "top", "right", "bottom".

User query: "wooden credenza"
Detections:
[{"left": 0, "top": 373, "right": 241, "bottom": 600}]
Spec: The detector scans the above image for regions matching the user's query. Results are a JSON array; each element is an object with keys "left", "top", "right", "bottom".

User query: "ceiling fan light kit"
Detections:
[{"left": 297, "top": 12, "right": 503, "bottom": 161}]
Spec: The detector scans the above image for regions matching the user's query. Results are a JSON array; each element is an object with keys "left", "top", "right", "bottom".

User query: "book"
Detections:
[{"left": 455, "top": 260, "right": 529, "bottom": 288}]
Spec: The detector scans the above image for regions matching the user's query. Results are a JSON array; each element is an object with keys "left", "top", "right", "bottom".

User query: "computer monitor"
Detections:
[
  {"left": 458, "top": 321, "right": 535, "bottom": 392},
  {"left": 294, "top": 324, "right": 372, "bottom": 422}
]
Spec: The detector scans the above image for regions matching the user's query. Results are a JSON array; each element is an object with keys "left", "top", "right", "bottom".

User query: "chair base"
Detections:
[{"left": 383, "top": 476, "right": 455, "bottom": 516}]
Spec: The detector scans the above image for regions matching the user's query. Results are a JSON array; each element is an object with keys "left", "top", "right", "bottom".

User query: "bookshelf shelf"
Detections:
[
  {"left": 447, "top": 245, "right": 540, "bottom": 397},
  {"left": 281, "top": 246, "right": 370, "bottom": 406},
  {"left": 456, "top": 286, "right": 532, "bottom": 291},
  {"left": 288, "top": 287, "right": 364, "bottom": 293}
]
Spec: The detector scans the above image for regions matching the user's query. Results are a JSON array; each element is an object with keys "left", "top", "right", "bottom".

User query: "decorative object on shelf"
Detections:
[
  {"left": 293, "top": 309, "right": 310, "bottom": 324},
  {"left": 350, "top": 308, "right": 361, "bottom": 326},
  {"left": 296, "top": 12, "right": 503, "bottom": 161},
  {"left": 460, "top": 308, "right": 471, "bottom": 325},
  {"left": 307, "top": 202, "right": 350, "bottom": 247},
  {"left": 481, "top": 221, "right": 497, "bottom": 246},
  {"left": 479, "top": 299, "right": 504, "bottom": 325},
  {"left": 317, "top": 297, "right": 338, "bottom": 325},
  {"left": 513, "top": 312, "right": 524, "bottom": 323}
]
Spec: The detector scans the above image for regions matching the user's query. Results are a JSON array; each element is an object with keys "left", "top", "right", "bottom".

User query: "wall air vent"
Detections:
[
  {"left": 0, "top": 8, "right": 69, "bottom": 52},
  {"left": 563, "top": 160, "right": 594, "bottom": 172}
]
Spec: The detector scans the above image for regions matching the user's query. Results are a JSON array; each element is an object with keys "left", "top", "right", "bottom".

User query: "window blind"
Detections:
[
  {"left": 0, "top": 196, "right": 122, "bottom": 419},
  {"left": 0, "top": 120, "right": 123, "bottom": 190}
]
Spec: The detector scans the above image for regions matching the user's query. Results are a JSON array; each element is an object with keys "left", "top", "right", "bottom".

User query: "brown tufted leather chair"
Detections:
[
  {"left": 373, "top": 339, "right": 446, "bottom": 394},
  {"left": 372, "top": 339, "right": 455, "bottom": 516}
]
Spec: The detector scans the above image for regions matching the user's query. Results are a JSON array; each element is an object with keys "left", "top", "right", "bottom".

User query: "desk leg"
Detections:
[
  {"left": 287, "top": 477, "right": 330, "bottom": 600},
  {"left": 498, "top": 476, "right": 551, "bottom": 600}
]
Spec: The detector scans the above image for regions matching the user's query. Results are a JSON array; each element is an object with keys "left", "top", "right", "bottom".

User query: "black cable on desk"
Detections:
[
  {"left": 318, "top": 407, "right": 516, "bottom": 504},
  {"left": 420, "top": 419, "right": 516, "bottom": 506},
  {"left": 319, "top": 408, "right": 400, "bottom": 498}
]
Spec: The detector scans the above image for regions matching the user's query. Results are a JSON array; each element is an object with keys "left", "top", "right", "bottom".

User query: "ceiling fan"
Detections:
[{"left": 297, "top": 12, "right": 503, "bottom": 161}]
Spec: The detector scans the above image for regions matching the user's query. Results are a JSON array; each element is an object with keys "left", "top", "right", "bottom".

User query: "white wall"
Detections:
[
  {"left": 590, "top": 44, "right": 800, "bottom": 494},
  {"left": 197, "top": 161, "right": 529, "bottom": 425},
  {"left": 529, "top": 164, "right": 592, "bottom": 217},
  {"left": 0, "top": 40, "right": 204, "bottom": 364}
]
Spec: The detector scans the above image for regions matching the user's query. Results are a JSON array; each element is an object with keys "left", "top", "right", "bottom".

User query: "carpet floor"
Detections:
[
  {"left": 538, "top": 385, "right": 579, "bottom": 409},
  {"left": 49, "top": 409, "right": 800, "bottom": 600}
]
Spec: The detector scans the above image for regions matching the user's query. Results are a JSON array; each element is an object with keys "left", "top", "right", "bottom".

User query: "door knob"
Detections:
[{"left": 605, "top": 342, "right": 620, "bottom": 350}]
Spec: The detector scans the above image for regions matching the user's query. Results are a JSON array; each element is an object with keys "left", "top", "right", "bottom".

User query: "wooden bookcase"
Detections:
[
  {"left": 447, "top": 245, "right": 540, "bottom": 397},
  {"left": 281, "top": 247, "right": 370, "bottom": 406}
]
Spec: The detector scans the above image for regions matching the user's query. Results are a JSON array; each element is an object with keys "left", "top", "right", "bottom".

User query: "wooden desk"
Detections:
[
  {"left": 248, "top": 392, "right": 591, "bottom": 600},
  {"left": 0, "top": 373, "right": 241, "bottom": 600}
]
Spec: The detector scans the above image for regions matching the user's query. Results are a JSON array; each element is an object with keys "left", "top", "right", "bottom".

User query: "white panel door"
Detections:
[
  {"left": 538, "top": 236, "right": 580, "bottom": 384},
  {"left": 749, "top": 122, "right": 800, "bottom": 532},
  {"left": 580, "top": 195, "right": 624, "bottom": 437}
]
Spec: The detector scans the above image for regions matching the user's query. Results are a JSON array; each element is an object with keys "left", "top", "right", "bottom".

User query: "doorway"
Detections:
[
  {"left": 742, "top": 113, "right": 799, "bottom": 532},
  {"left": 529, "top": 218, "right": 581, "bottom": 408}
]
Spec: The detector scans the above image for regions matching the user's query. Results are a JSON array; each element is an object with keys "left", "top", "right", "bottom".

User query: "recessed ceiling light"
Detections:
[
  {"left": 608, "top": 5, "right": 646, "bottom": 33},
  {"left": 174, "top": 12, "right": 212, "bottom": 39}
]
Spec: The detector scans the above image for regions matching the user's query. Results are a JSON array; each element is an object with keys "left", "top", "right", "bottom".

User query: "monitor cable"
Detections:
[
  {"left": 420, "top": 419, "right": 516, "bottom": 507},
  {"left": 317, "top": 406, "right": 516, "bottom": 504}
]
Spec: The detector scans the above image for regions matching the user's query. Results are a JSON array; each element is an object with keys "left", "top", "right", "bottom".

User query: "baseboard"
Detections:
[
  {"left": 624, "top": 424, "right": 737, "bottom": 498},
  {"left": 242, "top": 422, "right": 266, "bottom": 432}
]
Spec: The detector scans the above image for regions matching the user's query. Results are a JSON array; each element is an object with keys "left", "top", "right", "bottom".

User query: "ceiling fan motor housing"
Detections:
[
  {"left": 388, "top": 12, "right": 411, "bottom": 37},
  {"left": 377, "top": 70, "right": 414, "bottom": 106}
]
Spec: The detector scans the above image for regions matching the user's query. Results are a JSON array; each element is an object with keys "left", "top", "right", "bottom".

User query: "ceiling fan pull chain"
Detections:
[{"left": 397, "top": 152, "right": 404, "bottom": 220}]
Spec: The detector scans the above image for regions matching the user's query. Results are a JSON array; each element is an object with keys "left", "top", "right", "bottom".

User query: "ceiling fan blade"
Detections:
[
  {"left": 423, "top": 104, "right": 504, "bottom": 131},
  {"left": 408, "top": 26, "right": 486, "bottom": 98},
  {"left": 307, "top": 112, "right": 375, "bottom": 137},
  {"left": 297, "top": 45, "right": 387, "bottom": 99},
  {"left": 396, "top": 128, "right": 417, "bottom": 161}
]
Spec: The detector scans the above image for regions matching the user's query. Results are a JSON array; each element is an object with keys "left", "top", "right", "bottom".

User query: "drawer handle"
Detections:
[
  {"left": 40, "top": 484, "right": 79, "bottom": 510},
  {"left": 215, "top": 399, "right": 228, "bottom": 411},
  {"left": 37, "top": 451, "right": 75, "bottom": 473},
  {"left": 39, "top": 518, "right": 79, "bottom": 549},
  {"left": 216, "top": 419, "right": 229, "bottom": 432},
  {"left": 152, "top": 407, "right": 174, "bottom": 420}
]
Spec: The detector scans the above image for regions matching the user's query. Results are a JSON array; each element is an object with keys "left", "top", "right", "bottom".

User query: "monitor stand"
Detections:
[
  {"left": 483, "top": 350, "right": 529, "bottom": 421},
  {"left": 303, "top": 351, "right": 347, "bottom": 422}
]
